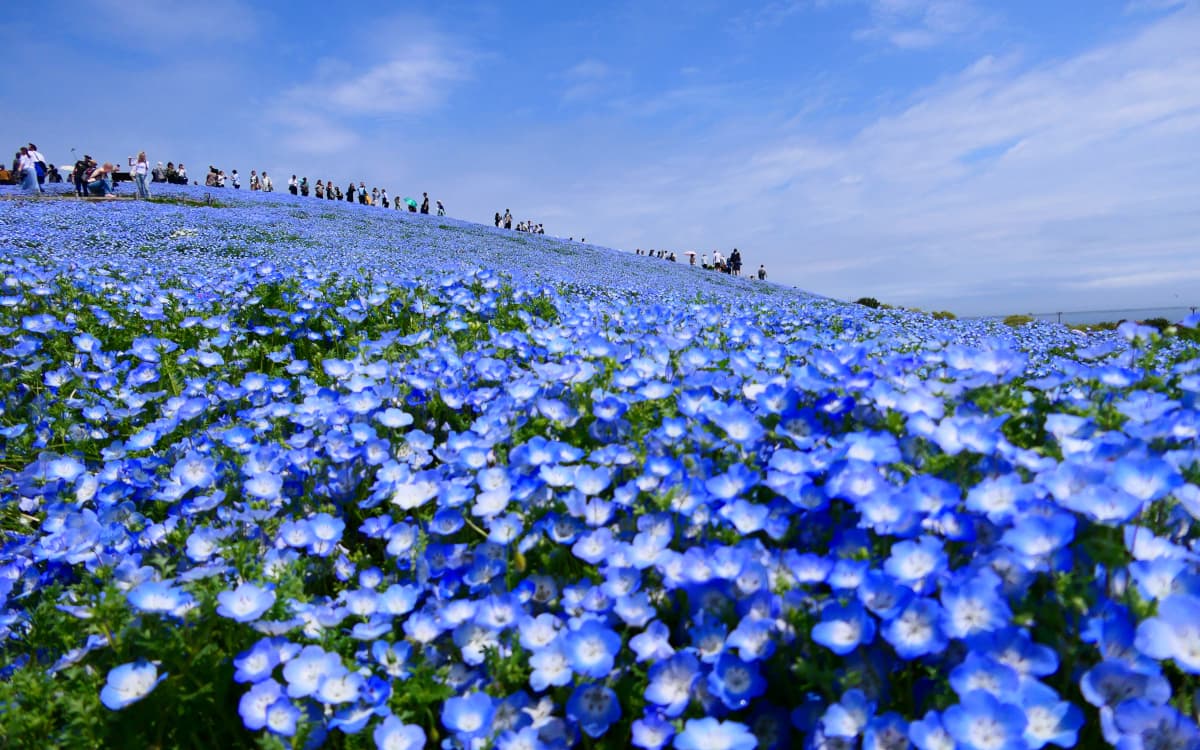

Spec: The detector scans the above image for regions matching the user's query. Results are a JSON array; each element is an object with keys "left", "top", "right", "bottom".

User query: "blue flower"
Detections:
[
  {"left": 442, "top": 691, "right": 496, "bottom": 742},
  {"left": 1111, "top": 699, "right": 1200, "bottom": 750},
  {"left": 882, "top": 597, "right": 947, "bottom": 659},
  {"left": 1135, "top": 594, "right": 1200, "bottom": 674},
  {"left": 707, "top": 653, "right": 766, "bottom": 711},
  {"left": 216, "top": 582, "right": 276, "bottom": 623},
  {"left": 632, "top": 711, "right": 676, "bottom": 750},
  {"left": 238, "top": 678, "right": 283, "bottom": 730},
  {"left": 674, "top": 718, "right": 757, "bottom": 750},
  {"left": 812, "top": 599, "right": 876, "bottom": 655},
  {"left": 127, "top": 580, "right": 194, "bottom": 617},
  {"left": 942, "top": 691, "right": 1027, "bottom": 750},
  {"left": 1017, "top": 681, "right": 1083, "bottom": 750},
  {"left": 100, "top": 660, "right": 165, "bottom": 710},
  {"left": 645, "top": 652, "right": 700, "bottom": 717},
  {"left": 563, "top": 620, "right": 622, "bottom": 679},
  {"left": 567, "top": 682, "right": 621, "bottom": 738}
]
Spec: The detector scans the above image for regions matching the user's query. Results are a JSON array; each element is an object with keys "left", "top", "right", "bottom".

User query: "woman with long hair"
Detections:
[{"left": 129, "top": 151, "right": 150, "bottom": 199}]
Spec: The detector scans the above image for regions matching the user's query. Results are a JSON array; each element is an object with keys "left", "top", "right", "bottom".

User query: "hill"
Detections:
[{"left": 1, "top": 183, "right": 1199, "bottom": 749}]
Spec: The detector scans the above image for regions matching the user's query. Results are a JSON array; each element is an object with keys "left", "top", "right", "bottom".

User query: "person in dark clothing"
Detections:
[
  {"left": 494, "top": 212, "right": 501, "bottom": 227},
  {"left": 72, "top": 156, "right": 94, "bottom": 197},
  {"left": 346, "top": 182, "right": 355, "bottom": 202},
  {"left": 300, "top": 177, "right": 309, "bottom": 197},
  {"left": 420, "top": 193, "right": 430, "bottom": 214},
  {"left": 503, "top": 209, "right": 512, "bottom": 229}
]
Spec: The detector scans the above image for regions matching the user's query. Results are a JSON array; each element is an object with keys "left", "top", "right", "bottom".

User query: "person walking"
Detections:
[
  {"left": 494, "top": 211, "right": 501, "bottom": 227},
  {"left": 288, "top": 175, "right": 298, "bottom": 195},
  {"left": 17, "top": 147, "right": 39, "bottom": 195},
  {"left": 249, "top": 170, "right": 260, "bottom": 190},
  {"left": 27, "top": 144, "right": 47, "bottom": 189},
  {"left": 261, "top": 172, "right": 273, "bottom": 192},
  {"left": 128, "top": 151, "right": 151, "bottom": 199},
  {"left": 231, "top": 170, "right": 241, "bottom": 189},
  {"left": 177, "top": 163, "right": 188, "bottom": 184},
  {"left": 436, "top": 200, "right": 445, "bottom": 216},
  {"left": 380, "top": 188, "right": 389, "bottom": 208},
  {"left": 757, "top": 264, "right": 766, "bottom": 280},
  {"left": 300, "top": 177, "right": 309, "bottom": 196},
  {"left": 503, "top": 209, "right": 512, "bottom": 229},
  {"left": 420, "top": 192, "right": 430, "bottom": 214}
]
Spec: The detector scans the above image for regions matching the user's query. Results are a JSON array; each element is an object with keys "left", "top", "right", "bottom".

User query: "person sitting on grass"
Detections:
[{"left": 87, "top": 163, "right": 117, "bottom": 197}]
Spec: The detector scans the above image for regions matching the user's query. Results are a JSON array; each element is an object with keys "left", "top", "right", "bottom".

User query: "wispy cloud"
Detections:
[
  {"left": 854, "top": 0, "right": 992, "bottom": 49},
  {"left": 561, "top": 59, "right": 615, "bottom": 102},
  {"left": 82, "top": 0, "right": 258, "bottom": 49},
  {"left": 272, "top": 26, "right": 471, "bottom": 154}
]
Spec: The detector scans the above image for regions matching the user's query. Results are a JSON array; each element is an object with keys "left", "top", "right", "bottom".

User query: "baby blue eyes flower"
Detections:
[
  {"left": 442, "top": 691, "right": 496, "bottom": 741},
  {"left": 882, "top": 597, "right": 946, "bottom": 659},
  {"left": 674, "top": 717, "right": 758, "bottom": 750},
  {"left": 707, "top": 653, "right": 766, "bottom": 710},
  {"left": 373, "top": 714, "right": 426, "bottom": 750},
  {"left": 812, "top": 600, "right": 876, "bottom": 655},
  {"left": 100, "top": 660, "right": 166, "bottom": 710},
  {"left": 567, "top": 683, "right": 621, "bottom": 738},
  {"left": 1135, "top": 594, "right": 1200, "bottom": 674},
  {"left": 644, "top": 652, "right": 700, "bottom": 716},
  {"left": 942, "top": 691, "right": 1027, "bottom": 750},
  {"left": 563, "top": 620, "right": 622, "bottom": 679},
  {"left": 216, "top": 582, "right": 276, "bottom": 623},
  {"left": 127, "top": 580, "right": 194, "bottom": 617}
]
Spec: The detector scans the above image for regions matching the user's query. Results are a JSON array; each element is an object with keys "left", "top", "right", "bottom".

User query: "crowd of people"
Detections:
[
  {"left": 10, "top": 143, "right": 772, "bottom": 278},
  {"left": 493, "top": 209, "right": 545, "bottom": 234},
  {"left": 636, "top": 246, "right": 767, "bottom": 280}
]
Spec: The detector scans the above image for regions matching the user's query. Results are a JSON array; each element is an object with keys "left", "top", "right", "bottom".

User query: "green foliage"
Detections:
[
  {"left": 855, "top": 297, "right": 881, "bottom": 308},
  {"left": 1002, "top": 314, "right": 1034, "bottom": 327}
]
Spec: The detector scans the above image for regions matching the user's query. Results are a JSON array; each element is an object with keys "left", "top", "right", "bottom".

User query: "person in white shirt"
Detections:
[
  {"left": 177, "top": 163, "right": 188, "bottom": 183},
  {"left": 231, "top": 170, "right": 241, "bottom": 189},
  {"left": 128, "top": 151, "right": 150, "bottom": 199},
  {"left": 288, "top": 175, "right": 298, "bottom": 195},
  {"left": 17, "top": 147, "right": 39, "bottom": 194},
  {"left": 26, "top": 143, "right": 46, "bottom": 189},
  {"left": 249, "top": 170, "right": 260, "bottom": 190},
  {"left": 261, "top": 172, "right": 273, "bottom": 192}
]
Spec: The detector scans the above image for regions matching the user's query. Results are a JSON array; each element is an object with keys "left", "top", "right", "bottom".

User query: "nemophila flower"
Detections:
[
  {"left": 282, "top": 645, "right": 345, "bottom": 698},
  {"left": 372, "top": 715, "right": 427, "bottom": 750},
  {"left": 233, "top": 637, "right": 294, "bottom": 683},
  {"left": 908, "top": 710, "right": 954, "bottom": 750},
  {"left": 645, "top": 652, "right": 700, "bottom": 717},
  {"left": 127, "top": 580, "right": 194, "bottom": 617},
  {"left": 632, "top": 711, "right": 676, "bottom": 750},
  {"left": 563, "top": 620, "right": 622, "bottom": 678},
  {"left": 1001, "top": 512, "right": 1075, "bottom": 570},
  {"left": 674, "top": 718, "right": 758, "bottom": 750},
  {"left": 884, "top": 536, "right": 947, "bottom": 593},
  {"left": 707, "top": 653, "right": 766, "bottom": 710},
  {"left": 970, "top": 627, "right": 1058, "bottom": 678},
  {"left": 630, "top": 620, "right": 676, "bottom": 662},
  {"left": 883, "top": 597, "right": 947, "bottom": 659},
  {"left": 942, "top": 691, "right": 1027, "bottom": 750},
  {"left": 1017, "top": 680, "right": 1083, "bottom": 750},
  {"left": 238, "top": 678, "right": 284, "bottom": 730},
  {"left": 1111, "top": 698, "right": 1200, "bottom": 750},
  {"left": 1079, "top": 660, "right": 1171, "bottom": 708},
  {"left": 940, "top": 572, "right": 1011, "bottom": 640},
  {"left": 812, "top": 600, "right": 876, "bottom": 655},
  {"left": 1058, "top": 485, "right": 1144, "bottom": 525},
  {"left": 1135, "top": 594, "right": 1200, "bottom": 673},
  {"left": 567, "top": 683, "right": 621, "bottom": 738},
  {"left": 949, "top": 652, "right": 1021, "bottom": 699},
  {"left": 217, "top": 582, "right": 276, "bottom": 623},
  {"left": 443, "top": 691, "right": 496, "bottom": 742},
  {"left": 100, "top": 660, "right": 165, "bottom": 710},
  {"left": 821, "top": 688, "right": 875, "bottom": 739},
  {"left": 314, "top": 670, "right": 364, "bottom": 704},
  {"left": 708, "top": 403, "right": 765, "bottom": 446}
]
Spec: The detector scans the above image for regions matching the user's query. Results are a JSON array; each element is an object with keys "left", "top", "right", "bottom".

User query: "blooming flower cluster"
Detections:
[{"left": 1, "top": 184, "right": 1199, "bottom": 748}]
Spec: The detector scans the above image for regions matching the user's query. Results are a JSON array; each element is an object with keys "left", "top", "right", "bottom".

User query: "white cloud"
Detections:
[
  {"left": 854, "top": 0, "right": 992, "bottom": 49},
  {"left": 561, "top": 59, "right": 615, "bottom": 102},
  {"left": 82, "top": 0, "right": 257, "bottom": 49},
  {"left": 493, "top": 8, "right": 1200, "bottom": 315},
  {"left": 271, "top": 29, "right": 471, "bottom": 155}
]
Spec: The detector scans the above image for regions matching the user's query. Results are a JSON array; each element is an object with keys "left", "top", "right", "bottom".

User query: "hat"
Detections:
[{"left": 157, "top": 161, "right": 163, "bottom": 166}]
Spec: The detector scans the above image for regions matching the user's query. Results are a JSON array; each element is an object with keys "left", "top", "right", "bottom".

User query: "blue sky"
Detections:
[{"left": 3, "top": 0, "right": 1198, "bottom": 315}]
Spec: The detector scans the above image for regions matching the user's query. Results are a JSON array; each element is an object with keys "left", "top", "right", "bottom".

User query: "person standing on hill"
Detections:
[
  {"left": 231, "top": 170, "right": 241, "bottom": 189},
  {"left": 128, "top": 151, "right": 150, "bottom": 199},
  {"left": 249, "top": 170, "right": 260, "bottom": 190},
  {"left": 261, "top": 172, "right": 273, "bottom": 192},
  {"left": 27, "top": 144, "right": 47, "bottom": 189},
  {"left": 757, "top": 264, "right": 766, "bottom": 280},
  {"left": 17, "top": 147, "right": 39, "bottom": 195},
  {"left": 420, "top": 192, "right": 430, "bottom": 214},
  {"left": 503, "top": 209, "right": 512, "bottom": 229},
  {"left": 436, "top": 200, "right": 445, "bottom": 216},
  {"left": 494, "top": 211, "right": 501, "bottom": 227},
  {"left": 72, "top": 155, "right": 91, "bottom": 197}
]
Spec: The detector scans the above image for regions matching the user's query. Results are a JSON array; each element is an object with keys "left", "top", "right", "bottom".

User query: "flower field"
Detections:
[{"left": 1, "top": 184, "right": 1199, "bottom": 749}]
